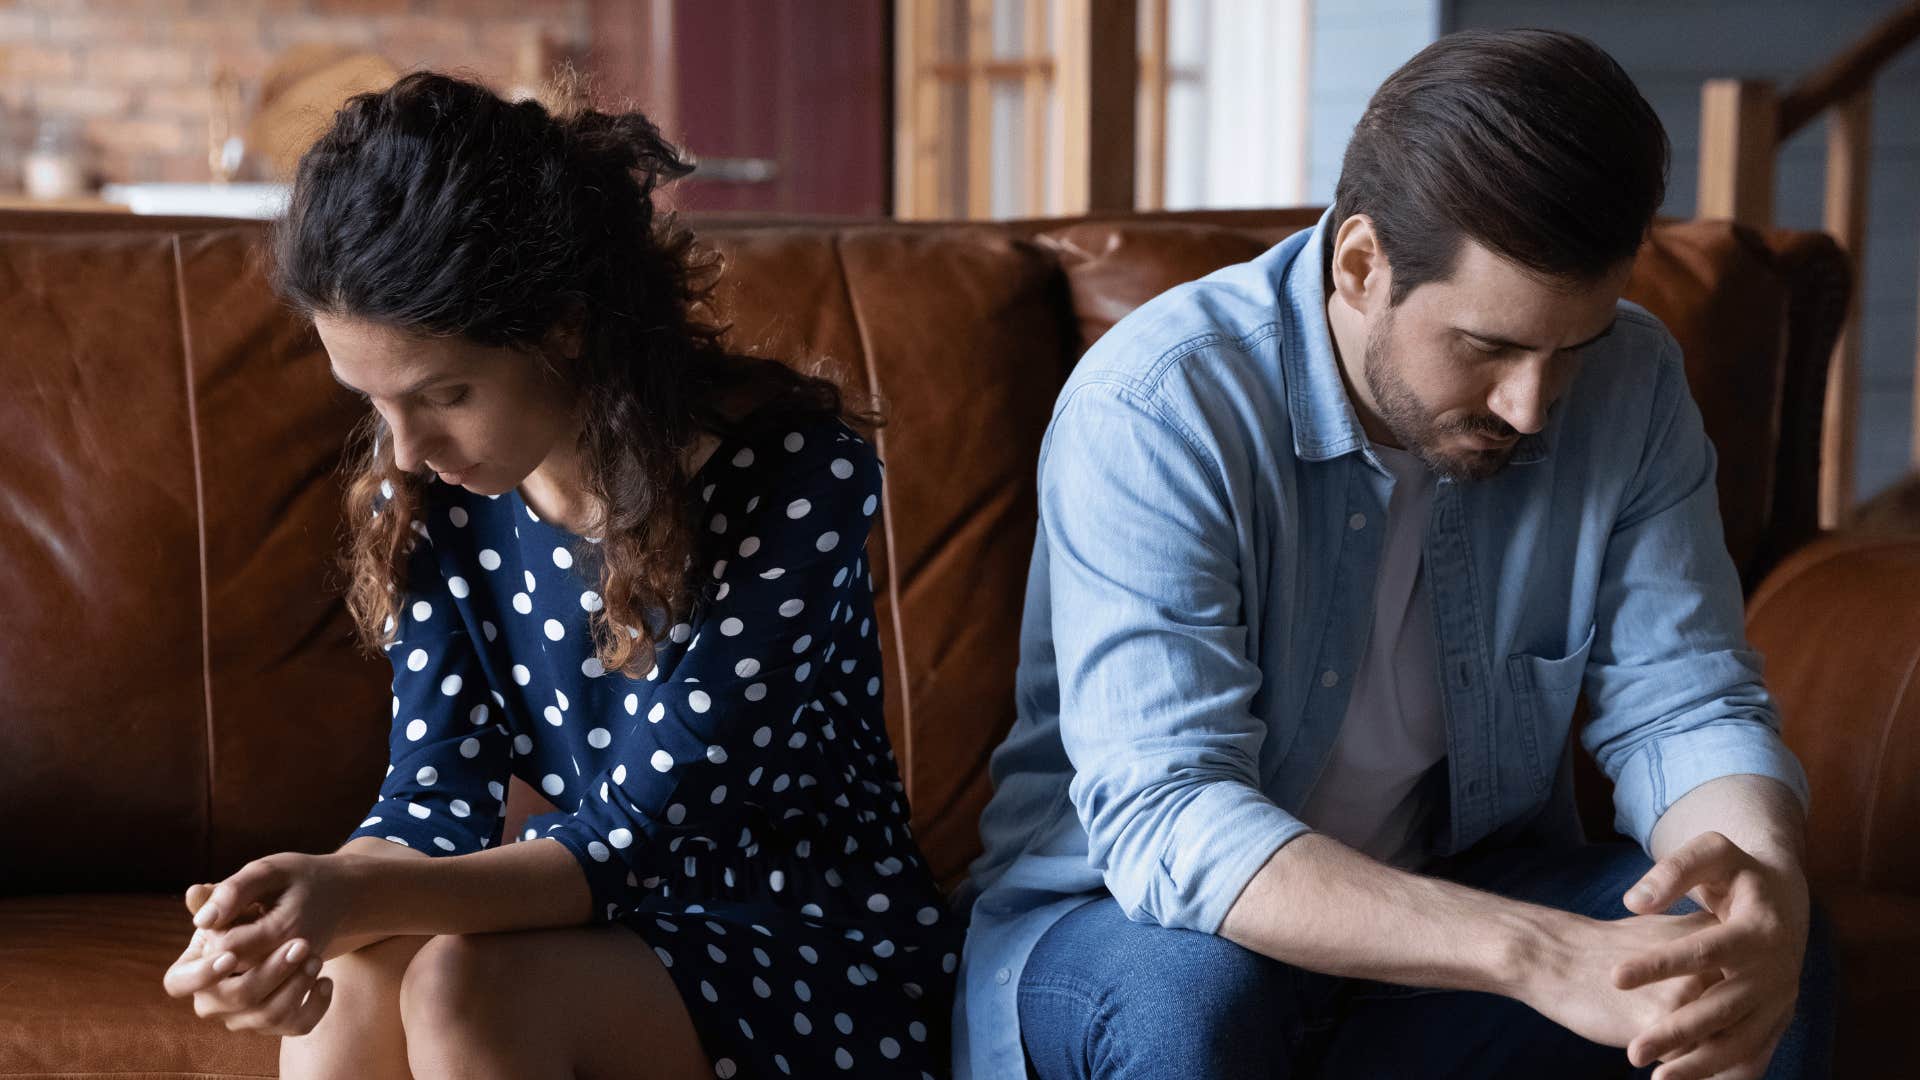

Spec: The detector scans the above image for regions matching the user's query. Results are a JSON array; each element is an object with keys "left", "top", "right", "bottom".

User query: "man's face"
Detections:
[
  {"left": 314, "top": 314, "right": 578, "bottom": 496},
  {"left": 1347, "top": 237, "right": 1631, "bottom": 481}
]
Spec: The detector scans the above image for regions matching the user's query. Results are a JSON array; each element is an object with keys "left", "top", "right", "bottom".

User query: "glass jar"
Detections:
[{"left": 24, "top": 117, "right": 87, "bottom": 200}]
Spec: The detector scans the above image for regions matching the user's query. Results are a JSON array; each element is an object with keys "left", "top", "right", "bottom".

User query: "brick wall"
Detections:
[{"left": 0, "top": 0, "right": 591, "bottom": 185}]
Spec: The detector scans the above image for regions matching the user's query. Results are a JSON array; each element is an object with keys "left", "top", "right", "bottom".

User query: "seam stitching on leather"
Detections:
[
  {"left": 1858, "top": 631, "right": 1918, "bottom": 880},
  {"left": 832, "top": 232, "right": 917, "bottom": 805},
  {"left": 173, "top": 235, "right": 216, "bottom": 880}
]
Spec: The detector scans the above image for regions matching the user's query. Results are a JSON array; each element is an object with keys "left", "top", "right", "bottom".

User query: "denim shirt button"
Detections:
[
  {"left": 1466, "top": 779, "right": 1484, "bottom": 796},
  {"left": 1320, "top": 669, "right": 1339, "bottom": 688},
  {"left": 995, "top": 967, "right": 1012, "bottom": 985},
  {"left": 1348, "top": 512, "right": 1367, "bottom": 531}
]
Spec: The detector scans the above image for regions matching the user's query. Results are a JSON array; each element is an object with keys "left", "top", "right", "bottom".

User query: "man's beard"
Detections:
[{"left": 1363, "top": 310, "right": 1519, "bottom": 482}]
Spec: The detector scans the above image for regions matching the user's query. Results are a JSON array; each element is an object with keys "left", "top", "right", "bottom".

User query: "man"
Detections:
[{"left": 953, "top": 28, "right": 1835, "bottom": 1080}]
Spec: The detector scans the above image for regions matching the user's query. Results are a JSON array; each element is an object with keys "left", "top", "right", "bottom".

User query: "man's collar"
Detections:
[{"left": 1277, "top": 208, "right": 1369, "bottom": 464}]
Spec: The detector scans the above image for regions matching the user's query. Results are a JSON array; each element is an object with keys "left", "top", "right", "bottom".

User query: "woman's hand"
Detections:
[
  {"left": 161, "top": 852, "right": 362, "bottom": 1034},
  {"left": 162, "top": 924, "right": 332, "bottom": 1034}
]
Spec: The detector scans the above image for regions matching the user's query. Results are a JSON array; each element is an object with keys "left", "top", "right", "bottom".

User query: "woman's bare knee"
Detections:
[
  {"left": 398, "top": 933, "right": 517, "bottom": 1024},
  {"left": 280, "top": 934, "right": 430, "bottom": 1080},
  {"left": 397, "top": 929, "right": 704, "bottom": 1079},
  {"left": 399, "top": 934, "right": 542, "bottom": 1077}
]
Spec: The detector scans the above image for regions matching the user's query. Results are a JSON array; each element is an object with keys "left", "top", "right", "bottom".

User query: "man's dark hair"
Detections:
[{"left": 1332, "top": 28, "right": 1669, "bottom": 304}]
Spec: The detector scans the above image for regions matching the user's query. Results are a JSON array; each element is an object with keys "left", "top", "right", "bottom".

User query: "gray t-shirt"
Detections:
[{"left": 1295, "top": 442, "right": 1448, "bottom": 868}]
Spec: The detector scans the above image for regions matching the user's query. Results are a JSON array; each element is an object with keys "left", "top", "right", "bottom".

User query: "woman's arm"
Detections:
[
  {"left": 170, "top": 836, "right": 588, "bottom": 1034},
  {"left": 193, "top": 837, "right": 593, "bottom": 967},
  {"left": 334, "top": 835, "right": 592, "bottom": 941},
  {"left": 320, "top": 836, "right": 430, "bottom": 960},
  {"left": 345, "top": 495, "right": 518, "bottom": 859}
]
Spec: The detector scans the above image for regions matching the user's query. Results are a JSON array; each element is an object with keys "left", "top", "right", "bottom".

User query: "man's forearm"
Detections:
[
  {"left": 1647, "top": 773, "right": 1807, "bottom": 874},
  {"left": 336, "top": 835, "right": 594, "bottom": 944},
  {"left": 1218, "top": 831, "right": 1566, "bottom": 999}
]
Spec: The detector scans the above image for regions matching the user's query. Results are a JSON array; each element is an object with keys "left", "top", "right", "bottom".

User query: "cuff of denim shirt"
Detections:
[
  {"left": 1610, "top": 723, "right": 1813, "bottom": 851},
  {"left": 346, "top": 796, "right": 487, "bottom": 855},
  {"left": 1160, "top": 781, "right": 1315, "bottom": 935},
  {"left": 544, "top": 816, "right": 633, "bottom": 923}
]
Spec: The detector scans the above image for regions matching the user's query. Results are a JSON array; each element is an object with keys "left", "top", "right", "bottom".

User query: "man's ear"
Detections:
[{"left": 1329, "top": 214, "right": 1388, "bottom": 315}]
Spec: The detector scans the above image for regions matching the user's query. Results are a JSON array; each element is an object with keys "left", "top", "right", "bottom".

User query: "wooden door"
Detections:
[{"left": 590, "top": 0, "right": 892, "bottom": 216}]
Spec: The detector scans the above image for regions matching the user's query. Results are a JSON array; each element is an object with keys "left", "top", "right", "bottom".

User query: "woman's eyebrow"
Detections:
[
  {"left": 328, "top": 366, "right": 456, "bottom": 398},
  {"left": 327, "top": 367, "right": 367, "bottom": 396}
]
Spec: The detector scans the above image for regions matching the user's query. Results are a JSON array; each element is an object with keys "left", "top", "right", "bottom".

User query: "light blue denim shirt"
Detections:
[{"left": 950, "top": 209, "right": 1812, "bottom": 1078}]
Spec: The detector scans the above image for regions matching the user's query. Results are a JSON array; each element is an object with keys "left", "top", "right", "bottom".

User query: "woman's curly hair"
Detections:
[{"left": 270, "top": 70, "right": 876, "bottom": 678}]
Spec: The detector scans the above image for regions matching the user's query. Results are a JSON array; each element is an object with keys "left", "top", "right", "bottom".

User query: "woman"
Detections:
[{"left": 161, "top": 72, "right": 956, "bottom": 1080}]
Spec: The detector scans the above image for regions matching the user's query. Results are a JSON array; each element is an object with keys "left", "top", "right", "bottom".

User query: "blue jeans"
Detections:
[{"left": 1019, "top": 841, "right": 1835, "bottom": 1079}]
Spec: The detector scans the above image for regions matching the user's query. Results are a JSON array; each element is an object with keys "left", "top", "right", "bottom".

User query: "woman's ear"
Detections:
[{"left": 545, "top": 301, "right": 589, "bottom": 361}]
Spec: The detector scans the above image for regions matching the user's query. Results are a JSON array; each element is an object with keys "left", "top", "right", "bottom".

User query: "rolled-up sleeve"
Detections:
[
  {"left": 1581, "top": 337, "right": 1812, "bottom": 850},
  {"left": 1042, "top": 381, "right": 1310, "bottom": 934}
]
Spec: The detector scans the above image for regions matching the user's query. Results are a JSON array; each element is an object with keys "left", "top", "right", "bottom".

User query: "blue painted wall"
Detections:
[{"left": 1306, "top": 0, "right": 1441, "bottom": 202}]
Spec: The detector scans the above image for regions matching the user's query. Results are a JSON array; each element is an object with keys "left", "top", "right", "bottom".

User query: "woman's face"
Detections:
[{"left": 314, "top": 314, "right": 578, "bottom": 497}]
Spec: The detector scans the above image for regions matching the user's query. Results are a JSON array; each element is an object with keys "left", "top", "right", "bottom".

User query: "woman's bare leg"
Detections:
[
  {"left": 399, "top": 924, "right": 708, "bottom": 1080},
  {"left": 280, "top": 934, "right": 432, "bottom": 1080}
]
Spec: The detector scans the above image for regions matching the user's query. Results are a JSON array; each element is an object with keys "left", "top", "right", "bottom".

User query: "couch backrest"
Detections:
[{"left": 0, "top": 209, "right": 1846, "bottom": 892}]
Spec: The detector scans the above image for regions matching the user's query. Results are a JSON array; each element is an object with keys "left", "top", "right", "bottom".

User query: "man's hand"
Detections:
[
  {"left": 1516, "top": 905, "right": 1727, "bottom": 1051},
  {"left": 1613, "top": 831, "right": 1810, "bottom": 1080}
]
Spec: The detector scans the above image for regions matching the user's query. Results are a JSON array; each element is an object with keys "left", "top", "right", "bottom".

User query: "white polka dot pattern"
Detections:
[{"left": 345, "top": 419, "right": 947, "bottom": 1077}]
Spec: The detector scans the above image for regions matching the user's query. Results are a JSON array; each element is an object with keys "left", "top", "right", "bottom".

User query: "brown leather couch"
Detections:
[{"left": 2, "top": 207, "right": 1913, "bottom": 1077}]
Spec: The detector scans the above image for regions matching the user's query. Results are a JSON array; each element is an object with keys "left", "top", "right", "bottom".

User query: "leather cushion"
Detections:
[{"left": 0, "top": 893, "right": 278, "bottom": 1077}]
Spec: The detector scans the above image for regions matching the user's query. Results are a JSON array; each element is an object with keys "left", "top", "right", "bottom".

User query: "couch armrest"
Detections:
[{"left": 1746, "top": 533, "right": 1920, "bottom": 894}]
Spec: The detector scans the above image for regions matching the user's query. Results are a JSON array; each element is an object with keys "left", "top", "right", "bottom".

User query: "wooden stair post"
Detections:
[
  {"left": 1696, "top": 79, "right": 1777, "bottom": 229},
  {"left": 1820, "top": 90, "right": 1873, "bottom": 527}
]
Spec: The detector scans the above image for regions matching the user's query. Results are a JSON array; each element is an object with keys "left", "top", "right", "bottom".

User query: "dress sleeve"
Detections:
[
  {"left": 345, "top": 503, "right": 515, "bottom": 855},
  {"left": 546, "top": 427, "right": 884, "bottom": 920}
]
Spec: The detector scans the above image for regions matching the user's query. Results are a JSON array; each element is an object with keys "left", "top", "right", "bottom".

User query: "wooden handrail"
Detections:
[
  {"left": 1698, "top": 0, "right": 1920, "bottom": 528},
  {"left": 1776, "top": 0, "right": 1920, "bottom": 140}
]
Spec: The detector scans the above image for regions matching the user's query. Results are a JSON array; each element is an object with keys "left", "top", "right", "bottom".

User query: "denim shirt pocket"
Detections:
[{"left": 1504, "top": 625, "right": 1597, "bottom": 797}]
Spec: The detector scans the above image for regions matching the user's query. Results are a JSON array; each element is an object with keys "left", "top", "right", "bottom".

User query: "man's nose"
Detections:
[{"left": 1490, "top": 360, "right": 1551, "bottom": 435}]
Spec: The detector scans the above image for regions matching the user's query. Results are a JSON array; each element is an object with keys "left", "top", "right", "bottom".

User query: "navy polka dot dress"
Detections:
[{"left": 345, "top": 415, "right": 957, "bottom": 1078}]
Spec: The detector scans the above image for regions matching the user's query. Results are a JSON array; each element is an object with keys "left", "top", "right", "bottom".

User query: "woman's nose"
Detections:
[{"left": 387, "top": 414, "right": 435, "bottom": 474}]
